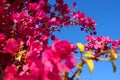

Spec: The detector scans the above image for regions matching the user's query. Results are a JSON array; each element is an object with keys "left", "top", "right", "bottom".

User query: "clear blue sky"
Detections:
[{"left": 52, "top": 0, "right": 120, "bottom": 80}]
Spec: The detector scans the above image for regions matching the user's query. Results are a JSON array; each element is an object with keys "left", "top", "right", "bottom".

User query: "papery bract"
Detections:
[
  {"left": 4, "top": 64, "right": 18, "bottom": 80},
  {"left": 2, "top": 38, "right": 19, "bottom": 55},
  {"left": 0, "top": 33, "right": 6, "bottom": 41}
]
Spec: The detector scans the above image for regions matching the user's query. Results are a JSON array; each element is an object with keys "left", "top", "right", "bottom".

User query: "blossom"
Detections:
[
  {"left": 28, "top": 3, "right": 40, "bottom": 11},
  {"left": 112, "top": 40, "right": 120, "bottom": 49},
  {"left": 42, "top": 40, "right": 76, "bottom": 73},
  {"left": 56, "top": 0, "right": 63, "bottom": 4},
  {"left": 0, "top": 33, "right": 6, "bottom": 41},
  {"left": 85, "top": 17, "right": 96, "bottom": 28},
  {"left": 1, "top": 0, "right": 6, "bottom": 3},
  {"left": 72, "top": 2, "right": 76, "bottom": 6},
  {"left": 85, "top": 36, "right": 114, "bottom": 50},
  {"left": 52, "top": 40, "right": 74, "bottom": 59},
  {"left": 4, "top": 64, "right": 18, "bottom": 80},
  {"left": 2, "top": 38, "right": 19, "bottom": 55}
]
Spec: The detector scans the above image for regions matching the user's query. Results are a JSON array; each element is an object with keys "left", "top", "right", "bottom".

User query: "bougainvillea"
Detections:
[{"left": 0, "top": 0, "right": 119, "bottom": 80}]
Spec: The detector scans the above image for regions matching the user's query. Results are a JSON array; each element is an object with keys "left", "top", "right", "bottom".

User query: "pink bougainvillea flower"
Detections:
[
  {"left": 4, "top": 64, "right": 18, "bottom": 80},
  {"left": 0, "top": 0, "right": 6, "bottom": 3},
  {"left": 85, "top": 36, "right": 115, "bottom": 51},
  {"left": 42, "top": 40, "right": 76, "bottom": 73},
  {"left": 2, "top": 38, "right": 19, "bottom": 55},
  {"left": 52, "top": 40, "right": 74, "bottom": 59},
  {"left": 35, "top": 10, "right": 46, "bottom": 20},
  {"left": 28, "top": 3, "right": 40, "bottom": 11},
  {"left": 85, "top": 17, "right": 96, "bottom": 28},
  {"left": 57, "top": 55, "right": 76, "bottom": 72},
  {"left": 11, "top": 12, "right": 19, "bottom": 23},
  {"left": 112, "top": 40, "right": 120, "bottom": 49},
  {"left": 72, "top": 2, "right": 76, "bottom": 6},
  {"left": 0, "top": 33, "right": 6, "bottom": 41},
  {"left": 56, "top": 0, "right": 63, "bottom": 4}
]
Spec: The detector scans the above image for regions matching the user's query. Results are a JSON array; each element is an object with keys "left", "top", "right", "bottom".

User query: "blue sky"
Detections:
[{"left": 52, "top": 0, "right": 120, "bottom": 80}]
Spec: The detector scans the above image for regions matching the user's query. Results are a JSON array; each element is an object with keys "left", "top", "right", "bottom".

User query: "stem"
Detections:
[{"left": 69, "top": 62, "right": 85, "bottom": 80}]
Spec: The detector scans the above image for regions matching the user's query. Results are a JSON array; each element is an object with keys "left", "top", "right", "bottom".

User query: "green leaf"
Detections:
[
  {"left": 109, "top": 50, "right": 118, "bottom": 61},
  {"left": 77, "top": 43, "right": 85, "bottom": 53},
  {"left": 83, "top": 51, "right": 94, "bottom": 58},
  {"left": 84, "top": 58, "right": 94, "bottom": 73},
  {"left": 111, "top": 61, "right": 117, "bottom": 73},
  {"left": 16, "top": 50, "right": 26, "bottom": 61}
]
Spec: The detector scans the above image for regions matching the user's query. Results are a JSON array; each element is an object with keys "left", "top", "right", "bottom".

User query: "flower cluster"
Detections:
[
  {"left": 4, "top": 40, "right": 76, "bottom": 80},
  {"left": 85, "top": 36, "right": 112, "bottom": 50},
  {"left": 0, "top": 0, "right": 97, "bottom": 80},
  {"left": 85, "top": 36, "right": 120, "bottom": 56},
  {"left": 72, "top": 11, "right": 96, "bottom": 35}
]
